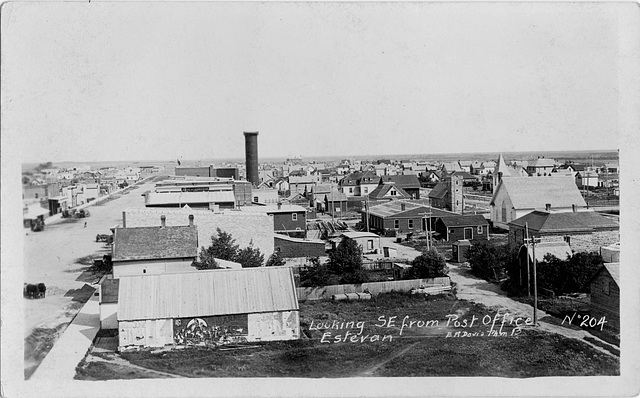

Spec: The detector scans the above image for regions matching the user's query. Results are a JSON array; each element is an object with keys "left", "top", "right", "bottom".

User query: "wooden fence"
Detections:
[{"left": 296, "top": 277, "right": 451, "bottom": 301}]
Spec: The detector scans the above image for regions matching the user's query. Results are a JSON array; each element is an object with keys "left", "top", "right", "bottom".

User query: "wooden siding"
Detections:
[
  {"left": 118, "top": 267, "right": 299, "bottom": 321},
  {"left": 113, "top": 258, "right": 194, "bottom": 279},
  {"left": 590, "top": 272, "right": 620, "bottom": 329},
  {"left": 297, "top": 277, "right": 450, "bottom": 300}
]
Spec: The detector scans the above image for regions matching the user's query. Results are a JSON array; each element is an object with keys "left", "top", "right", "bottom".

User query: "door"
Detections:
[{"left": 464, "top": 228, "right": 473, "bottom": 240}]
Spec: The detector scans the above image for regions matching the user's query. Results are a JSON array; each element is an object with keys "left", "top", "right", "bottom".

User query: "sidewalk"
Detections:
[{"left": 29, "top": 294, "right": 100, "bottom": 381}]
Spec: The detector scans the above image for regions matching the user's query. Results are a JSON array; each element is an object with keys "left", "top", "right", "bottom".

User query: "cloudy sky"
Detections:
[{"left": 1, "top": 2, "right": 636, "bottom": 163}]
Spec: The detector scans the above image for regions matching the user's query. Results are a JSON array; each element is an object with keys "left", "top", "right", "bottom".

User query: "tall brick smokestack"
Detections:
[{"left": 244, "top": 131, "right": 259, "bottom": 186}]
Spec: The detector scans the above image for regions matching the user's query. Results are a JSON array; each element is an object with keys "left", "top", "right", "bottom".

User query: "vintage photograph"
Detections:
[{"left": 1, "top": 1, "right": 639, "bottom": 397}]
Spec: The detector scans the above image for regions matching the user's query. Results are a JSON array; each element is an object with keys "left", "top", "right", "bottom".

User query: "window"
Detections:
[
  {"left": 292, "top": 213, "right": 298, "bottom": 221},
  {"left": 349, "top": 187, "right": 353, "bottom": 194},
  {"left": 501, "top": 202, "right": 508, "bottom": 222},
  {"left": 564, "top": 236, "right": 571, "bottom": 245},
  {"left": 477, "top": 226, "right": 483, "bottom": 234},
  {"left": 253, "top": 196, "right": 259, "bottom": 202},
  {"left": 367, "top": 240, "right": 374, "bottom": 250},
  {"left": 364, "top": 187, "right": 368, "bottom": 194},
  {"left": 394, "top": 219, "right": 399, "bottom": 229},
  {"left": 408, "top": 219, "right": 414, "bottom": 229},
  {"left": 390, "top": 189, "right": 396, "bottom": 196}
]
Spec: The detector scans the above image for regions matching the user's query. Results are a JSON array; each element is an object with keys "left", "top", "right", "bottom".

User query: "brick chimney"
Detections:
[
  {"left": 189, "top": 214, "right": 194, "bottom": 226},
  {"left": 161, "top": 215, "right": 166, "bottom": 228}
]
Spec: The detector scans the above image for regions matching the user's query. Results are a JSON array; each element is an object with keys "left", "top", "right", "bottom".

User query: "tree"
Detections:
[
  {"left": 207, "top": 228, "right": 240, "bottom": 261},
  {"left": 192, "top": 228, "right": 240, "bottom": 270},
  {"left": 409, "top": 249, "right": 448, "bottom": 279},
  {"left": 299, "top": 257, "right": 340, "bottom": 287},
  {"left": 328, "top": 238, "right": 363, "bottom": 276},
  {"left": 236, "top": 242, "right": 264, "bottom": 268},
  {"left": 467, "top": 242, "right": 512, "bottom": 281},
  {"left": 266, "top": 251, "right": 286, "bottom": 267}
]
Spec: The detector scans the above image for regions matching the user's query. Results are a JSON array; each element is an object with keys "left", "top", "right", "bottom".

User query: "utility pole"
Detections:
[
  {"left": 365, "top": 198, "right": 370, "bottom": 233},
  {"left": 525, "top": 223, "right": 530, "bottom": 297},
  {"left": 523, "top": 231, "right": 541, "bottom": 326}
]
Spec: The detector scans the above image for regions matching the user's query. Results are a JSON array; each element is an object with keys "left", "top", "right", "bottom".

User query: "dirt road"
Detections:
[
  {"left": 447, "top": 262, "right": 619, "bottom": 357},
  {"left": 23, "top": 178, "right": 159, "bottom": 378}
]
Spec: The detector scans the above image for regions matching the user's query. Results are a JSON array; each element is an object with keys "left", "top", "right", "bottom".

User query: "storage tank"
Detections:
[{"left": 244, "top": 131, "right": 259, "bottom": 186}]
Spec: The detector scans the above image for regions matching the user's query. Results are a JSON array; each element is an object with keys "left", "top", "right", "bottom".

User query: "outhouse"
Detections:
[{"left": 452, "top": 240, "right": 472, "bottom": 263}]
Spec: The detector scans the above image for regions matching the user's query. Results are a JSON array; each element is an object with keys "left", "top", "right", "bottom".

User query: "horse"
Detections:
[
  {"left": 24, "top": 284, "right": 38, "bottom": 299},
  {"left": 37, "top": 283, "right": 46, "bottom": 298}
]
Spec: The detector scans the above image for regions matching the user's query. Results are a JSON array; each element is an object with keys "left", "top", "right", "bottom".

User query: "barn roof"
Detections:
[
  {"left": 117, "top": 267, "right": 299, "bottom": 321},
  {"left": 112, "top": 226, "right": 198, "bottom": 261},
  {"left": 490, "top": 177, "right": 586, "bottom": 209}
]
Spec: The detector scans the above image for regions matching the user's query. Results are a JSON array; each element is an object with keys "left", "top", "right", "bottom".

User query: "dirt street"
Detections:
[
  {"left": 23, "top": 178, "right": 158, "bottom": 377},
  {"left": 447, "top": 262, "right": 618, "bottom": 357}
]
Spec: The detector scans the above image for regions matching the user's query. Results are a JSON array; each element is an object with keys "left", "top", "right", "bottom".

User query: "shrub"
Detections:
[
  {"left": 467, "top": 242, "right": 512, "bottom": 281},
  {"left": 265, "top": 251, "right": 286, "bottom": 267},
  {"left": 408, "top": 249, "right": 448, "bottom": 279}
]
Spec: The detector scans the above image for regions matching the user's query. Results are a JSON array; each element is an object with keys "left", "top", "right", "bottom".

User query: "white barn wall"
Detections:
[{"left": 100, "top": 303, "right": 118, "bottom": 329}]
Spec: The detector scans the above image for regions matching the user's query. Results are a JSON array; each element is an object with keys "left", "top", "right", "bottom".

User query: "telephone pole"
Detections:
[{"left": 523, "top": 231, "right": 541, "bottom": 326}]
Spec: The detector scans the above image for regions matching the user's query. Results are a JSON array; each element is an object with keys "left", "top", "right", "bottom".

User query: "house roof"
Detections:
[
  {"left": 380, "top": 175, "right": 421, "bottom": 189},
  {"left": 508, "top": 210, "right": 619, "bottom": 233},
  {"left": 274, "top": 234, "right": 325, "bottom": 244},
  {"left": 359, "top": 170, "right": 381, "bottom": 184},
  {"left": 112, "top": 225, "right": 198, "bottom": 262},
  {"left": 339, "top": 172, "right": 362, "bottom": 186},
  {"left": 529, "top": 158, "right": 556, "bottom": 168},
  {"left": 490, "top": 177, "right": 587, "bottom": 209},
  {"left": 117, "top": 267, "right": 299, "bottom": 321},
  {"left": 428, "top": 181, "right": 449, "bottom": 199},
  {"left": 520, "top": 241, "right": 572, "bottom": 263},
  {"left": 368, "top": 183, "right": 411, "bottom": 199},
  {"left": 437, "top": 215, "right": 489, "bottom": 228},
  {"left": 367, "top": 201, "right": 455, "bottom": 218}
]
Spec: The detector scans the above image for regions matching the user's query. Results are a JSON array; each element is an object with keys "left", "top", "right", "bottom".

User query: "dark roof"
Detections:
[
  {"left": 100, "top": 278, "right": 120, "bottom": 304},
  {"left": 508, "top": 211, "right": 619, "bottom": 233},
  {"left": 339, "top": 172, "right": 362, "bottom": 186},
  {"left": 359, "top": 170, "right": 381, "bottom": 184},
  {"left": 368, "top": 183, "right": 411, "bottom": 199},
  {"left": 380, "top": 175, "right": 420, "bottom": 189},
  {"left": 428, "top": 181, "right": 449, "bottom": 199},
  {"left": 437, "top": 215, "right": 489, "bottom": 227},
  {"left": 113, "top": 226, "right": 198, "bottom": 261}
]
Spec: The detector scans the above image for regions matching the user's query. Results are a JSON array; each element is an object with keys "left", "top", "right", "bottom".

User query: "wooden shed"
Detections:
[
  {"left": 587, "top": 263, "right": 620, "bottom": 331},
  {"left": 117, "top": 267, "right": 300, "bottom": 350}
]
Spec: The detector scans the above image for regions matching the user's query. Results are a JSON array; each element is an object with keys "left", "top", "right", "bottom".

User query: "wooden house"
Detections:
[{"left": 434, "top": 215, "right": 490, "bottom": 242}]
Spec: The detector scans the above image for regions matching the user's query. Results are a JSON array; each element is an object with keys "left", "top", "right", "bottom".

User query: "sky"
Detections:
[{"left": 1, "top": 2, "right": 636, "bottom": 164}]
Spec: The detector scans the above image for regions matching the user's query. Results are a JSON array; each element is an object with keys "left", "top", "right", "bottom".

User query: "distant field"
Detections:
[
  {"left": 75, "top": 293, "right": 619, "bottom": 379},
  {"left": 23, "top": 149, "right": 618, "bottom": 172}
]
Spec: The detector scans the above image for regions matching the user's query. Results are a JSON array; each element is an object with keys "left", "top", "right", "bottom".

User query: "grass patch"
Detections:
[{"left": 77, "top": 293, "right": 619, "bottom": 379}]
